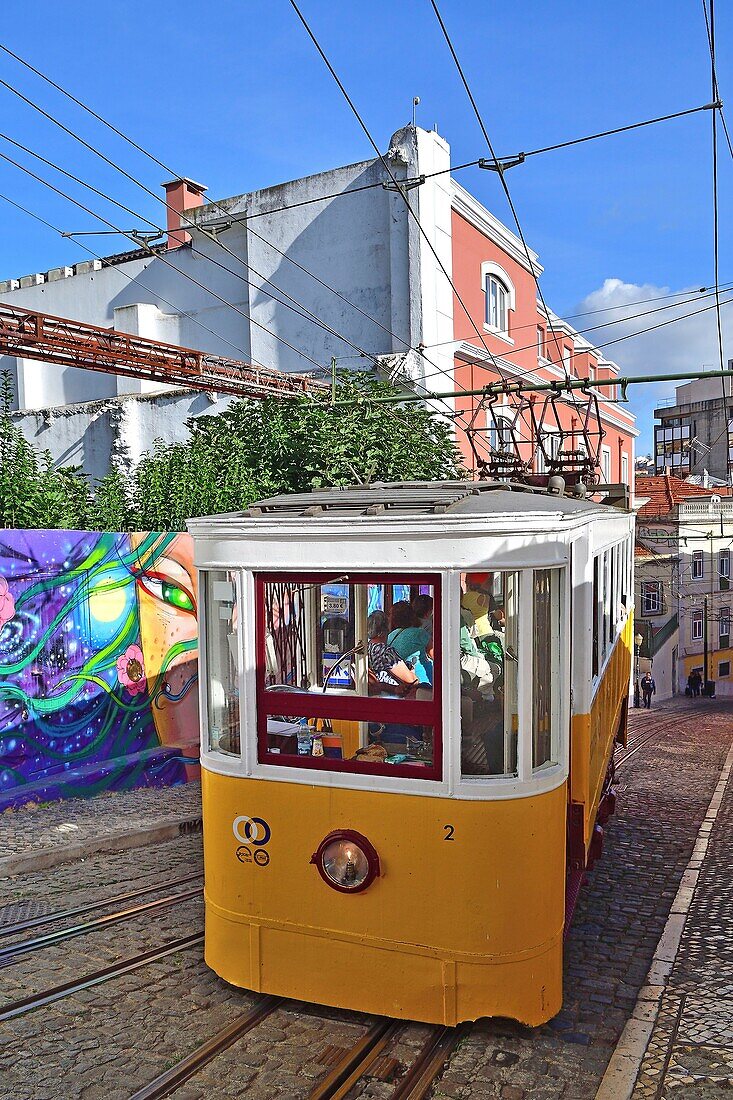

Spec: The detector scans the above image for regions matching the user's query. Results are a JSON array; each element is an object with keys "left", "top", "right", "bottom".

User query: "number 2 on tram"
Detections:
[{"left": 190, "top": 481, "right": 634, "bottom": 1025}]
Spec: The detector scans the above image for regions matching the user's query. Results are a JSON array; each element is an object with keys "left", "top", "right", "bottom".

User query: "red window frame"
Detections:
[{"left": 255, "top": 571, "right": 442, "bottom": 781}]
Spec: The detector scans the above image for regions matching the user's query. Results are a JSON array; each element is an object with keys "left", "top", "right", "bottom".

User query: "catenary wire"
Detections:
[
  {"left": 415, "top": 284, "right": 733, "bottom": 386},
  {"left": 0, "top": 65, "right": 489, "bottom": 434},
  {"left": 427, "top": 0, "right": 586, "bottom": 438},
  {"left": 0, "top": 185, "right": 472, "bottom": 451},
  {"left": 0, "top": 134, "right": 396, "bottom": 368},
  {"left": 2, "top": 35, "right": 697, "bottom": 453},
  {"left": 285, "top": 0, "right": 514, "bottom": 392},
  {"left": 1, "top": 37, "right": 697, "bottom": 441},
  {"left": 0, "top": 152, "right": 329, "bottom": 373},
  {"left": 701, "top": 0, "right": 731, "bottom": 486},
  {"left": 413, "top": 281, "right": 733, "bottom": 352}
]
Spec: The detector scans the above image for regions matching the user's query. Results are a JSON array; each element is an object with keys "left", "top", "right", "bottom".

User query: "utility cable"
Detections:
[
  {"left": 286, "top": 0, "right": 511, "bottom": 394},
  {"left": 0, "top": 63, "right": 489, "bottom": 433},
  {"left": 0, "top": 150, "right": 327, "bottom": 372},
  {"left": 701, "top": 0, "right": 731, "bottom": 486},
  {"left": 427, "top": 0, "right": 586, "bottom": 434},
  {"left": 416, "top": 283, "right": 733, "bottom": 385}
]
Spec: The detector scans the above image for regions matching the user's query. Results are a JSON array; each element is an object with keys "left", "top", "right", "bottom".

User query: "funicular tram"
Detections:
[{"left": 189, "top": 479, "right": 634, "bottom": 1026}]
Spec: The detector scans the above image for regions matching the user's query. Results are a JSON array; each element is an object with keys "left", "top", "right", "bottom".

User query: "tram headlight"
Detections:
[{"left": 310, "top": 830, "right": 380, "bottom": 893}]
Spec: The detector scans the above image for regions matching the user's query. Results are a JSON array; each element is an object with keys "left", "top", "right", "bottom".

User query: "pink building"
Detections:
[{"left": 449, "top": 183, "right": 637, "bottom": 482}]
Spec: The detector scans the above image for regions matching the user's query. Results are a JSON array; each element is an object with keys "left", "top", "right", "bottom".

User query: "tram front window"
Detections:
[
  {"left": 204, "top": 571, "right": 241, "bottom": 756},
  {"left": 460, "top": 570, "right": 520, "bottom": 778},
  {"left": 256, "top": 573, "right": 441, "bottom": 778}
]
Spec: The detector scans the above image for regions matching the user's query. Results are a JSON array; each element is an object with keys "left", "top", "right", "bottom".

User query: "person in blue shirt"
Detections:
[{"left": 388, "top": 601, "right": 433, "bottom": 686}]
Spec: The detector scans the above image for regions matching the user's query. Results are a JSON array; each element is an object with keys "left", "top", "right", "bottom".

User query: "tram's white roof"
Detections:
[{"left": 188, "top": 480, "right": 625, "bottom": 529}]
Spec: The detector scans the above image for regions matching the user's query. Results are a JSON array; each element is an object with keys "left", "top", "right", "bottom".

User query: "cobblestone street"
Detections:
[{"left": 0, "top": 695, "right": 731, "bottom": 1099}]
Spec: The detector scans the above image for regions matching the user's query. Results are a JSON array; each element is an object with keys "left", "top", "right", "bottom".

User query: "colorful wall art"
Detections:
[{"left": 0, "top": 530, "right": 200, "bottom": 809}]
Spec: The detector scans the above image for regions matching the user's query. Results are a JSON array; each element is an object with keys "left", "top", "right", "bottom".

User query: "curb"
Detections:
[
  {"left": 594, "top": 737, "right": 733, "bottom": 1100},
  {"left": 0, "top": 815, "right": 202, "bottom": 879}
]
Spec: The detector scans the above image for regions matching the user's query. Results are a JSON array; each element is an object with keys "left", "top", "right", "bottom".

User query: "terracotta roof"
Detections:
[{"left": 634, "top": 474, "right": 720, "bottom": 519}]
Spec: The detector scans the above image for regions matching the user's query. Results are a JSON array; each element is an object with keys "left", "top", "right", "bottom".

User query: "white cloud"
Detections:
[{"left": 570, "top": 278, "right": 733, "bottom": 454}]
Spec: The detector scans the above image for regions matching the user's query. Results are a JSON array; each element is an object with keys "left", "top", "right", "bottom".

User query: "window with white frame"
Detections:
[
  {"left": 485, "top": 274, "right": 509, "bottom": 333},
  {"left": 537, "top": 327, "right": 545, "bottom": 360},
  {"left": 621, "top": 454, "right": 629, "bottom": 486},
  {"left": 720, "top": 606, "right": 730, "bottom": 643},
  {"left": 641, "top": 580, "right": 662, "bottom": 615},
  {"left": 692, "top": 550, "right": 704, "bottom": 580},
  {"left": 719, "top": 549, "right": 730, "bottom": 590},
  {"left": 692, "top": 610, "right": 704, "bottom": 642},
  {"left": 601, "top": 446, "right": 612, "bottom": 483}
]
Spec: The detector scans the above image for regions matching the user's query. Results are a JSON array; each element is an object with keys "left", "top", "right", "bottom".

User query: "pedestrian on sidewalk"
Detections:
[
  {"left": 689, "top": 669, "right": 702, "bottom": 697},
  {"left": 641, "top": 672, "right": 656, "bottom": 709}
]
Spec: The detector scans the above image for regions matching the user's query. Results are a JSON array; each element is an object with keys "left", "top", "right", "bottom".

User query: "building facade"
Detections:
[
  {"left": 634, "top": 474, "right": 733, "bottom": 698},
  {"left": 1, "top": 126, "right": 636, "bottom": 483},
  {"left": 654, "top": 375, "right": 733, "bottom": 485}
]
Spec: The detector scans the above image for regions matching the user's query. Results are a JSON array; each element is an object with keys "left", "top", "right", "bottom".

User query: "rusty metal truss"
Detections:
[{"left": 0, "top": 301, "right": 326, "bottom": 400}]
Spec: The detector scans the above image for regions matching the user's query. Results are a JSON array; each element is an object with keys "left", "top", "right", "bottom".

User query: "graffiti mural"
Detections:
[{"left": 0, "top": 530, "right": 200, "bottom": 809}]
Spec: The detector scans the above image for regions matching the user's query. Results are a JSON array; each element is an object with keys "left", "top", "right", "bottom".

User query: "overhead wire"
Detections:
[
  {"left": 426, "top": 0, "right": 589, "bottom": 447},
  {"left": 0, "top": 150, "right": 328, "bottom": 372},
  {"left": 0, "top": 53, "right": 488, "bottom": 435},
  {"left": 416, "top": 284, "right": 733, "bottom": 387},
  {"left": 701, "top": 0, "right": 731, "bottom": 486}
]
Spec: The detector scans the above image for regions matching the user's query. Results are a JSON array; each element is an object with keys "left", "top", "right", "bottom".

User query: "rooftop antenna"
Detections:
[{"left": 412, "top": 96, "right": 420, "bottom": 128}]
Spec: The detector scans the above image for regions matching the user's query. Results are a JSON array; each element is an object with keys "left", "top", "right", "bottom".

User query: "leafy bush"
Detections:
[{"left": 1, "top": 371, "right": 463, "bottom": 531}]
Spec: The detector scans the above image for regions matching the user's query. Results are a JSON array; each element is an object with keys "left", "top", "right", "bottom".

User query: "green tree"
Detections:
[
  {"left": 1, "top": 371, "right": 463, "bottom": 532},
  {"left": 132, "top": 373, "right": 463, "bottom": 530},
  {"left": 0, "top": 373, "right": 92, "bottom": 530}
]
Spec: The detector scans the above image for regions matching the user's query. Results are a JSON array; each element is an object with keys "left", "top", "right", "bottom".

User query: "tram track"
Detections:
[
  {"left": 0, "top": 931, "right": 204, "bottom": 1022},
  {"left": 616, "top": 712, "right": 673, "bottom": 772},
  {"left": 0, "top": 870, "right": 203, "bottom": 940},
  {"left": 0, "top": 883, "right": 202, "bottom": 963},
  {"left": 127, "top": 997, "right": 470, "bottom": 1100}
]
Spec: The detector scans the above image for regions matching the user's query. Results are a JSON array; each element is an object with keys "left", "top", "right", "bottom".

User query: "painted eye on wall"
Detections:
[{"left": 137, "top": 572, "right": 196, "bottom": 614}]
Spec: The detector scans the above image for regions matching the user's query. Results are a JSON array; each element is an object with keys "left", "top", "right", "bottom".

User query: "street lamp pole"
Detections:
[{"left": 634, "top": 632, "right": 643, "bottom": 708}]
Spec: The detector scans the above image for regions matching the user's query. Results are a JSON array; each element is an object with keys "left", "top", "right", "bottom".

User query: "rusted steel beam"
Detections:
[{"left": 0, "top": 301, "right": 325, "bottom": 400}]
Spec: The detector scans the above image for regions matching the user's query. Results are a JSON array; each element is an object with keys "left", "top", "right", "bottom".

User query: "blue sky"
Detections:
[{"left": 1, "top": 0, "right": 732, "bottom": 453}]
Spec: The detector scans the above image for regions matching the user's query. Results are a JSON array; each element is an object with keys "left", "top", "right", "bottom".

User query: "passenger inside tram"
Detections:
[
  {"left": 386, "top": 601, "right": 433, "bottom": 687},
  {"left": 460, "top": 571, "right": 519, "bottom": 777},
  {"left": 259, "top": 578, "right": 436, "bottom": 769}
]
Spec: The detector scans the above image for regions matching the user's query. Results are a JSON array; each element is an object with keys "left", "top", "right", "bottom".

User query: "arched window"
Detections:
[{"left": 481, "top": 262, "right": 515, "bottom": 338}]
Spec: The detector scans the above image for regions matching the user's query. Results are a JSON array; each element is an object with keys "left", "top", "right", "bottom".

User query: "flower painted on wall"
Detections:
[
  {"left": 0, "top": 577, "right": 15, "bottom": 628},
  {"left": 117, "top": 644, "right": 147, "bottom": 696}
]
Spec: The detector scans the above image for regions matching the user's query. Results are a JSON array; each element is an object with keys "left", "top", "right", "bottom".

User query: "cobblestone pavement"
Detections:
[
  {"left": 0, "top": 781, "right": 202, "bottom": 877},
  {"left": 0, "top": 697, "right": 730, "bottom": 1099},
  {"left": 430, "top": 697, "right": 733, "bottom": 1100},
  {"left": 630, "top": 720, "right": 733, "bottom": 1098}
]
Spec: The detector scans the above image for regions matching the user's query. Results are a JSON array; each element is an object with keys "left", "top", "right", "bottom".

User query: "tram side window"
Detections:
[
  {"left": 460, "top": 571, "right": 520, "bottom": 778},
  {"left": 204, "top": 571, "right": 241, "bottom": 756},
  {"left": 592, "top": 557, "right": 599, "bottom": 678},
  {"left": 256, "top": 573, "right": 441, "bottom": 778},
  {"left": 533, "top": 569, "right": 560, "bottom": 770}
]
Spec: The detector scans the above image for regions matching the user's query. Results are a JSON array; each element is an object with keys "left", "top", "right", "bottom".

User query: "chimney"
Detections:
[{"left": 162, "top": 177, "right": 207, "bottom": 249}]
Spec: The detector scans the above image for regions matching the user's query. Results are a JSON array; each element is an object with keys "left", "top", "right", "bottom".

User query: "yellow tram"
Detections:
[{"left": 189, "top": 480, "right": 633, "bottom": 1026}]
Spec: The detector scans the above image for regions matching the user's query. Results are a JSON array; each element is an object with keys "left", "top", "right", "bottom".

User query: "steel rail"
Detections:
[
  {"left": 616, "top": 721, "right": 671, "bottom": 770},
  {"left": 0, "top": 871, "right": 202, "bottom": 940},
  {"left": 392, "top": 1023, "right": 472, "bottom": 1099},
  {"left": 0, "top": 932, "right": 203, "bottom": 1022},
  {"left": 0, "top": 886, "right": 201, "bottom": 963},
  {"left": 128, "top": 995, "right": 284, "bottom": 1100},
  {"left": 308, "top": 1020, "right": 402, "bottom": 1100}
]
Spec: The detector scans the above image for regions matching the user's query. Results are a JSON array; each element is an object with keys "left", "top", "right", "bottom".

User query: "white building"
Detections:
[{"left": 0, "top": 125, "right": 635, "bottom": 483}]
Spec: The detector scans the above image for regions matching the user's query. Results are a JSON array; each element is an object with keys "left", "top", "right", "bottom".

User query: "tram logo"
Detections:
[{"left": 233, "top": 815, "right": 271, "bottom": 846}]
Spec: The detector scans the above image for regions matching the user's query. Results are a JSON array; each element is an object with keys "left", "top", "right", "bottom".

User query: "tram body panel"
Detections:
[
  {"left": 570, "top": 618, "right": 633, "bottom": 855},
  {"left": 203, "top": 770, "right": 565, "bottom": 1025},
  {"left": 190, "top": 481, "right": 635, "bottom": 1027}
]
